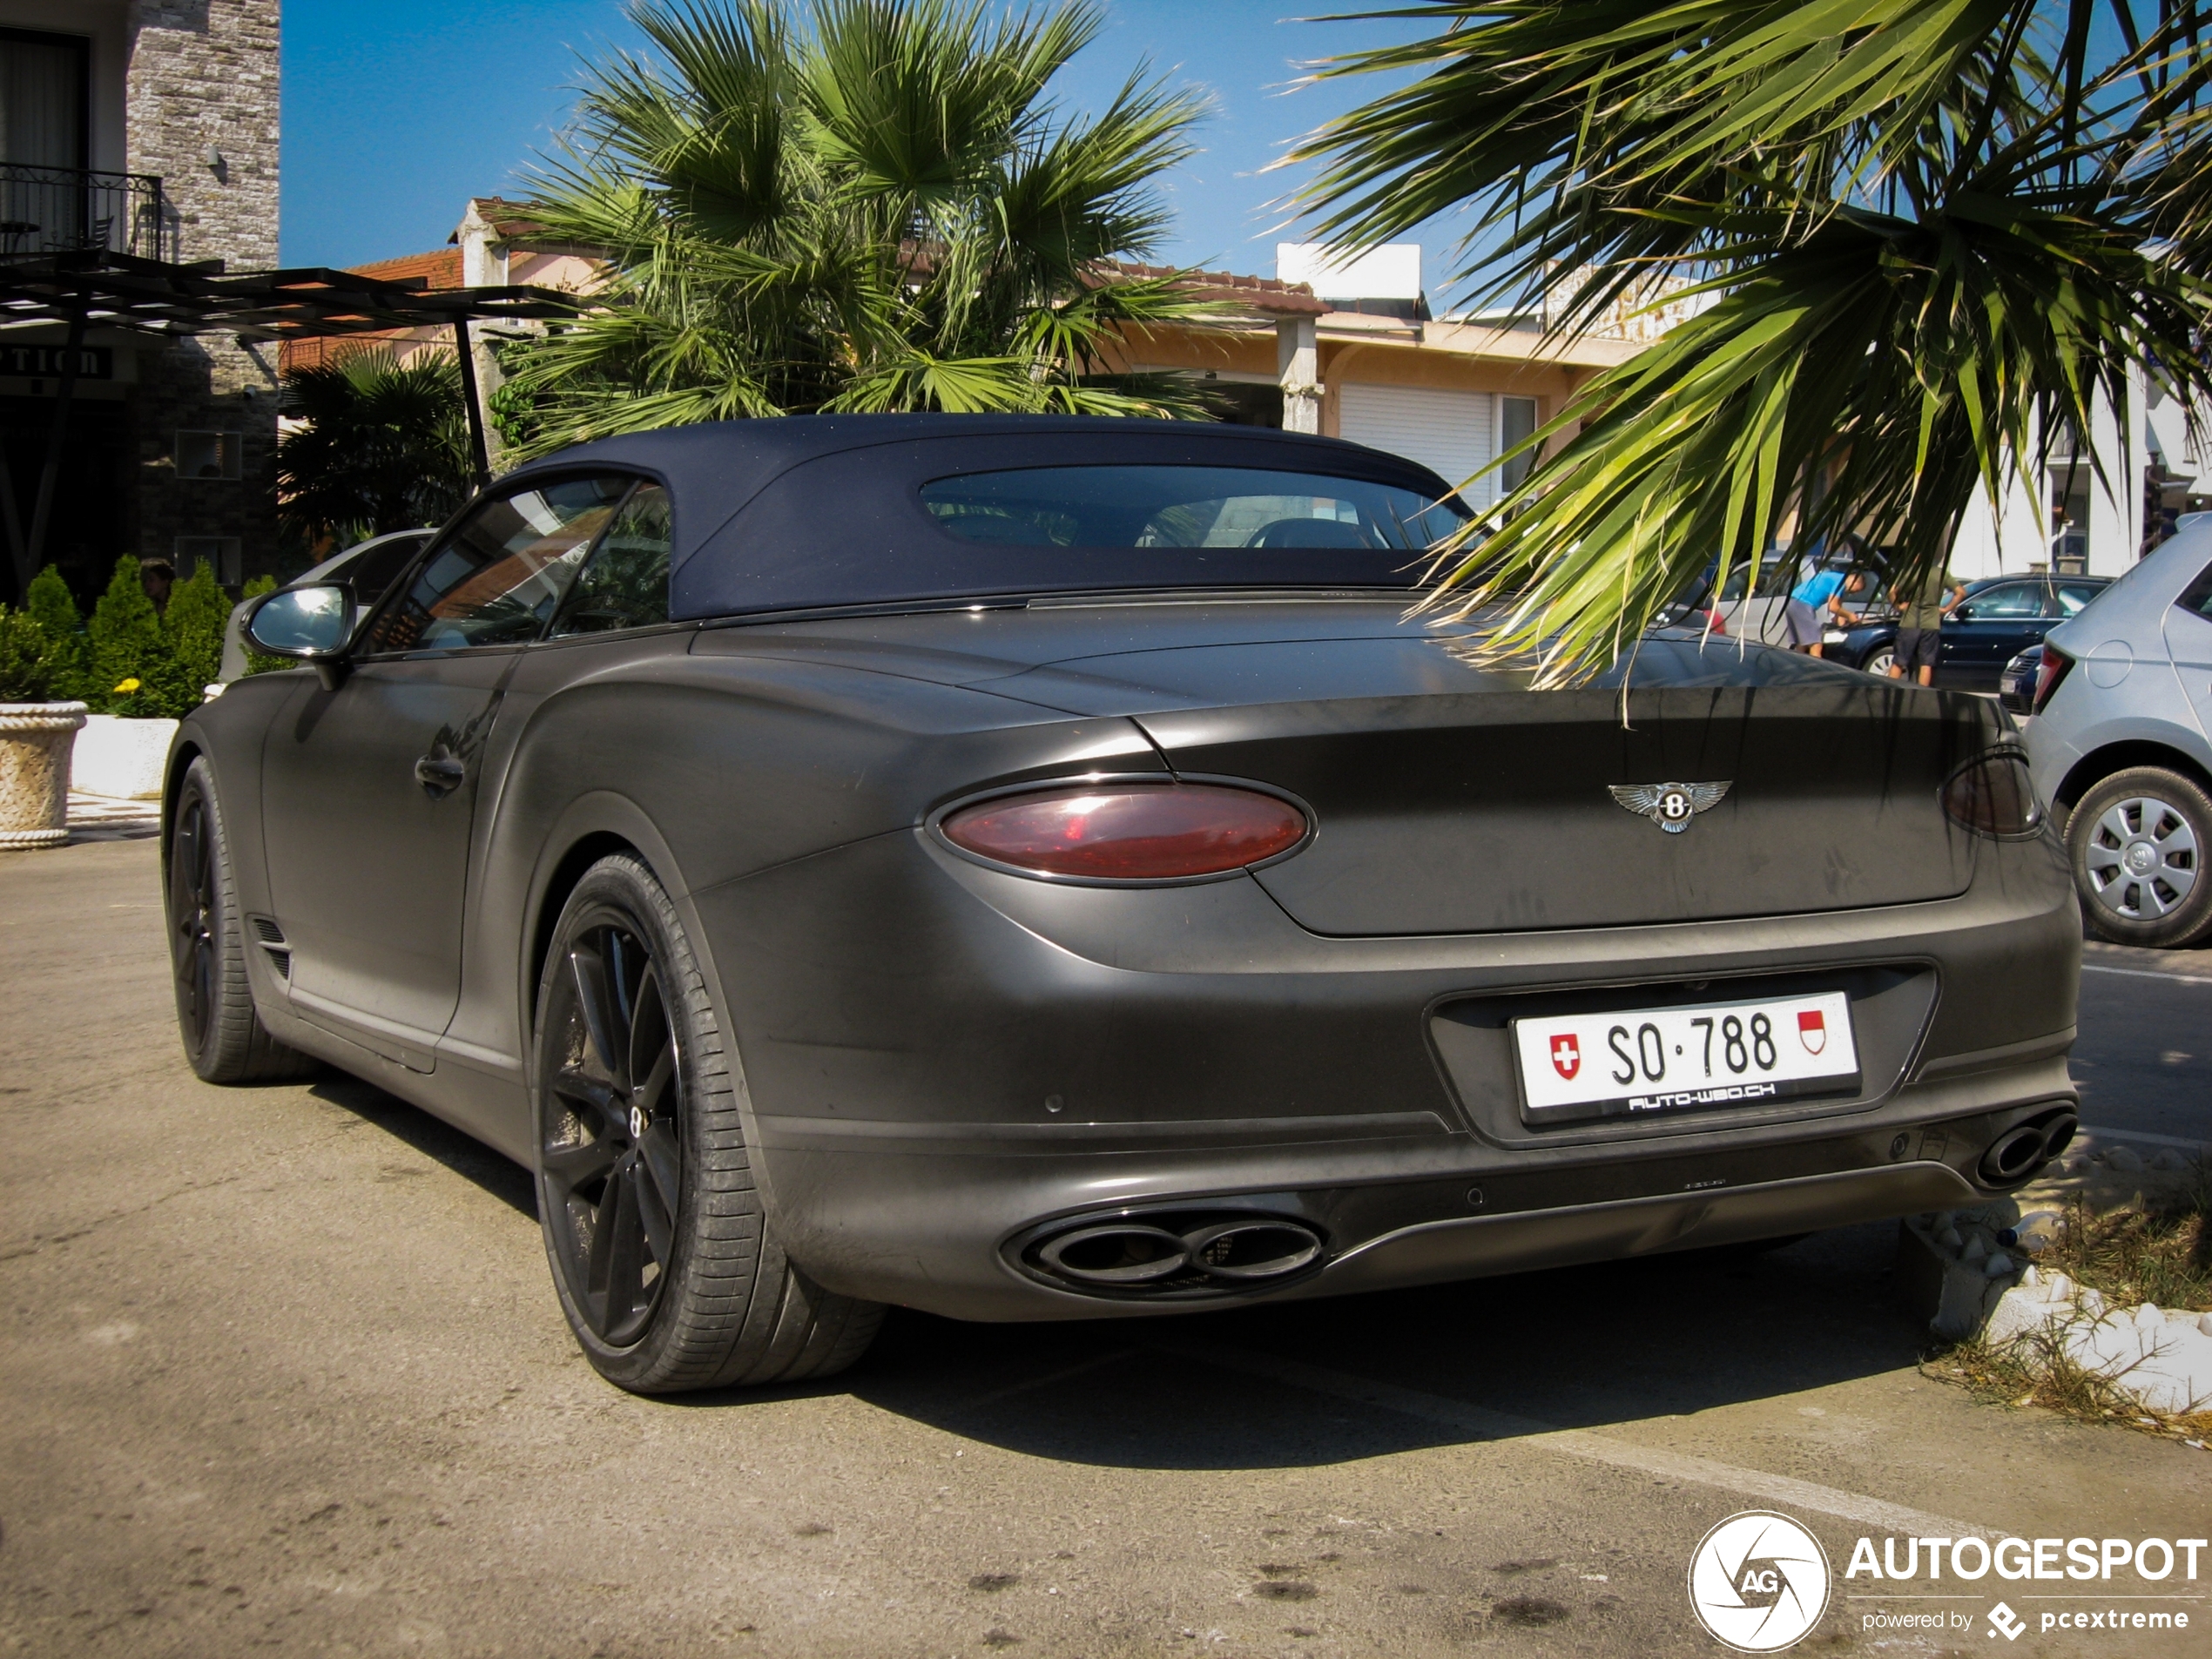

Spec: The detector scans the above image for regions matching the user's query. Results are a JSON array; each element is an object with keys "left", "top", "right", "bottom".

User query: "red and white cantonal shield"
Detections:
[
  {"left": 1798, "top": 1008, "right": 1828, "bottom": 1055},
  {"left": 1550, "top": 1034, "right": 1581, "bottom": 1081}
]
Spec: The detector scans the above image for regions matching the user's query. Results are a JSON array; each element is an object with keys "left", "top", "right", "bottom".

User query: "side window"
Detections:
[
  {"left": 2056, "top": 582, "right": 2103, "bottom": 617},
  {"left": 551, "top": 485, "right": 671, "bottom": 637},
  {"left": 1965, "top": 582, "right": 2047, "bottom": 619},
  {"left": 342, "top": 531, "right": 435, "bottom": 609},
  {"left": 361, "top": 475, "right": 633, "bottom": 654},
  {"left": 2176, "top": 562, "right": 2212, "bottom": 624}
]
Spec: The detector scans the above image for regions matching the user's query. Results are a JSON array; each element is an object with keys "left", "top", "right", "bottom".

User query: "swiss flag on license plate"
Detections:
[
  {"left": 1550, "top": 1034, "right": 1581, "bottom": 1080},
  {"left": 1798, "top": 1008, "right": 1828, "bottom": 1054}
]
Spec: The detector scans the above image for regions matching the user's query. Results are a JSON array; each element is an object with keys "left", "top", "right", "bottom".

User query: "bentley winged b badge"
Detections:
[{"left": 1608, "top": 780, "right": 1730, "bottom": 833}]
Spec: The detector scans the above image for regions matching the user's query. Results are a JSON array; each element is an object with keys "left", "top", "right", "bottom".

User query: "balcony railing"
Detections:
[{"left": 0, "top": 164, "right": 167, "bottom": 262}]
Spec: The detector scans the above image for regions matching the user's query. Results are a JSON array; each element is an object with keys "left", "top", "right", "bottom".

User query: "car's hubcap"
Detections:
[
  {"left": 170, "top": 798, "right": 217, "bottom": 1048},
  {"left": 2085, "top": 796, "right": 2199, "bottom": 920},
  {"left": 540, "top": 918, "right": 681, "bottom": 1346}
]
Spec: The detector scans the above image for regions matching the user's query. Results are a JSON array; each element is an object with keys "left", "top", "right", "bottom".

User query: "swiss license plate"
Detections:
[{"left": 1513, "top": 990, "right": 1859, "bottom": 1125}]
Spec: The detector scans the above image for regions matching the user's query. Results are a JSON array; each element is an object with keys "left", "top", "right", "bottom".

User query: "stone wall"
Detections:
[{"left": 125, "top": 0, "right": 282, "bottom": 583}]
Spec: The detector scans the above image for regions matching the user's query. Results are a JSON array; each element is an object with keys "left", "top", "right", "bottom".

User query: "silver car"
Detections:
[{"left": 2025, "top": 525, "right": 2212, "bottom": 947}]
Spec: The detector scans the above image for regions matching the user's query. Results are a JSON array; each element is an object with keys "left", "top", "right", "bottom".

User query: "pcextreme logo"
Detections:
[{"left": 1688, "top": 1512, "right": 1831, "bottom": 1652}]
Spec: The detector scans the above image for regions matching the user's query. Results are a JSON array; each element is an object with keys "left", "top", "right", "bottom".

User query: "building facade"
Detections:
[
  {"left": 1949, "top": 370, "right": 2212, "bottom": 581},
  {"left": 0, "top": 0, "right": 280, "bottom": 608}
]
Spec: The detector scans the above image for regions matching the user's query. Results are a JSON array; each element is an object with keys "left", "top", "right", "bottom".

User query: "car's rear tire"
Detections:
[
  {"left": 531, "top": 853, "right": 883, "bottom": 1394},
  {"left": 165, "top": 757, "right": 319, "bottom": 1083},
  {"left": 2067, "top": 766, "right": 2212, "bottom": 948}
]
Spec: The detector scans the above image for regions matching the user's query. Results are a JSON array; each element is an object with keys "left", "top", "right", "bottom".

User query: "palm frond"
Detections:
[
  {"left": 498, "top": 0, "right": 1214, "bottom": 452},
  {"left": 1287, "top": 1, "right": 2212, "bottom": 682}
]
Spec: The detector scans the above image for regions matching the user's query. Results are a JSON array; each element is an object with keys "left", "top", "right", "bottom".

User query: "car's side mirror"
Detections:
[
  {"left": 1950, "top": 604, "right": 1974, "bottom": 622},
  {"left": 246, "top": 583, "right": 356, "bottom": 690}
]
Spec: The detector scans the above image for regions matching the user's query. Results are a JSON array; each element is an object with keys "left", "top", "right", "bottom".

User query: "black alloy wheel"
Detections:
[
  {"left": 531, "top": 854, "right": 883, "bottom": 1393},
  {"left": 165, "top": 758, "right": 317, "bottom": 1083},
  {"left": 539, "top": 915, "right": 684, "bottom": 1347},
  {"left": 171, "top": 790, "right": 219, "bottom": 1055}
]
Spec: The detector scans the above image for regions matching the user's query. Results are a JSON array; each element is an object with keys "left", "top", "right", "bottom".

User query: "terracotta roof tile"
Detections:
[
  {"left": 1099, "top": 257, "right": 1326, "bottom": 316},
  {"left": 347, "top": 248, "right": 463, "bottom": 289}
]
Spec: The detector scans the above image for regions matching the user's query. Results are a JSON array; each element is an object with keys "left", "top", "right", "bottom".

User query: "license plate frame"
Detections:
[{"left": 1512, "top": 989, "right": 1860, "bottom": 1126}]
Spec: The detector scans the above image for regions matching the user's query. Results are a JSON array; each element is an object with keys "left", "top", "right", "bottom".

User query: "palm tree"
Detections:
[
  {"left": 275, "top": 347, "right": 476, "bottom": 543},
  {"left": 1291, "top": 3, "right": 2212, "bottom": 681},
  {"left": 502, "top": 0, "right": 1217, "bottom": 454}
]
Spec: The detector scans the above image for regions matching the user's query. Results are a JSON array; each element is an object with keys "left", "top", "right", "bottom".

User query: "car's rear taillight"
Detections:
[
  {"left": 939, "top": 783, "right": 1309, "bottom": 881},
  {"left": 1940, "top": 750, "right": 2043, "bottom": 838},
  {"left": 2033, "top": 643, "right": 2074, "bottom": 714}
]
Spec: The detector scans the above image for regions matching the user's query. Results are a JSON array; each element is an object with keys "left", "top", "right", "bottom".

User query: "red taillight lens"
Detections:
[
  {"left": 1941, "top": 751, "right": 2043, "bottom": 838},
  {"left": 2033, "top": 643, "right": 2074, "bottom": 714},
  {"left": 940, "top": 784, "right": 1308, "bottom": 880}
]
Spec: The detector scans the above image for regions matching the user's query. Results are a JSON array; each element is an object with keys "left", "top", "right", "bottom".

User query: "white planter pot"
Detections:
[
  {"left": 71, "top": 713, "right": 179, "bottom": 801},
  {"left": 0, "top": 701, "right": 90, "bottom": 848}
]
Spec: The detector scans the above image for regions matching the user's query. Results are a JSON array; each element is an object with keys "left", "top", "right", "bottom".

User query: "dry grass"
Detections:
[
  {"left": 1923, "top": 1164, "right": 2212, "bottom": 1445},
  {"left": 2032, "top": 1171, "right": 2212, "bottom": 1314},
  {"left": 1929, "top": 1329, "right": 2212, "bottom": 1441}
]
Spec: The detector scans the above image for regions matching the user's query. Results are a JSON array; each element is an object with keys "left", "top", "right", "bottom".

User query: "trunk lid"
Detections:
[
  {"left": 1139, "top": 678, "right": 1993, "bottom": 935},
  {"left": 710, "top": 599, "right": 2000, "bottom": 934}
]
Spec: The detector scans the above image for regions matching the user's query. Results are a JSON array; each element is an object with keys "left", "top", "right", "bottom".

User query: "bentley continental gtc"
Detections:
[{"left": 164, "top": 415, "right": 2080, "bottom": 1393}]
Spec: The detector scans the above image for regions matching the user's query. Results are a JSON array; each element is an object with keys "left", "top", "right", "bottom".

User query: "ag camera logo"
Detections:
[{"left": 1689, "top": 1511, "right": 1832, "bottom": 1651}]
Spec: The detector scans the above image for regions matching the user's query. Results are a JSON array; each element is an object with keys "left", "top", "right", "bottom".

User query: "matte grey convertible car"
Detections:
[{"left": 165, "top": 415, "right": 2080, "bottom": 1394}]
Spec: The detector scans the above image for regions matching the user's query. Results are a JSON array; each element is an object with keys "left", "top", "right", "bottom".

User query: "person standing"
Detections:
[
  {"left": 1890, "top": 563, "right": 1966, "bottom": 685},
  {"left": 1784, "top": 563, "right": 1859, "bottom": 655}
]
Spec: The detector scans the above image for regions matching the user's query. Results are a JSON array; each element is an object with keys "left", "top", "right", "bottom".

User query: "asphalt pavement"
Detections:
[
  {"left": 2075, "top": 939, "right": 2212, "bottom": 1150},
  {"left": 1, "top": 839, "right": 2206, "bottom": 1659}
]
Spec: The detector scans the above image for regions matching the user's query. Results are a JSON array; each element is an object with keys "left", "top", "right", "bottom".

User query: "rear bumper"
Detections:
[
  {"left": 699, "top": 824, "right": 2080, "bottom": 1320},
  {"left": 755, "top": 1092, "right": 2063, "bottom": 1319}
]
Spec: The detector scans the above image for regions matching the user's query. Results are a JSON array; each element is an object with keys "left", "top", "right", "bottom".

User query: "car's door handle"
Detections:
[{"left": 414, "top": 754, "right": 466, "bottom": 795}]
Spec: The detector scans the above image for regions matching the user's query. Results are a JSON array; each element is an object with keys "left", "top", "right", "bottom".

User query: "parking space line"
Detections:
[
  {"left": 2080, "top": 963, "right": 2212, "bottom": 988},
  {"left": 1150, "top": 1336, "right": 1993, "bottom": 1540}
]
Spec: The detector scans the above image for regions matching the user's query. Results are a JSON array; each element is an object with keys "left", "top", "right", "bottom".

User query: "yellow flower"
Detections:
[{"left": 113, "top": 678, "right": 140, "bottom": 693}]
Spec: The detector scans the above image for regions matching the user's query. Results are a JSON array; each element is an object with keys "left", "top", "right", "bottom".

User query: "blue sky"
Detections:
[{"left": 280, "top": 0, "right": 1467, "bottom": 293}]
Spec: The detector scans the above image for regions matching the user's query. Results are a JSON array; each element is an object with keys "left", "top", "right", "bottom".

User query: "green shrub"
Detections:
[
  {"left": 24, "top": 564, "right": 89, "bottom": 702},
  {"left": 154, "top": 562, "right": 232, "bottom": 713},
  {"left": 0, "top": 605, "right": 55, "bottom": 703},
  {"left": 86, "top": 555, "right": 168, "bottom": 717},
  {"left": 238, "top": 574, "right": 290, "bottom": 677}
]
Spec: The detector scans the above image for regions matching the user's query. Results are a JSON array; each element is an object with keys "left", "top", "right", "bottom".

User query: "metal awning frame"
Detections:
[{"left": 0, "top": 250, "right": 583, "bottom": 596}]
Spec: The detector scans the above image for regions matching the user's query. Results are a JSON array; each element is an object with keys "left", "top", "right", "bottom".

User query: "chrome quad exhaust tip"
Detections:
[{"left": 1020, "top": 1211, "right": 1326, "bottom": 1298}]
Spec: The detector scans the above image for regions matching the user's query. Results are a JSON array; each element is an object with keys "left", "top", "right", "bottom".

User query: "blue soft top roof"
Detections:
[{"left": 496, "top": 414, "right": 1460, "bottom": 621}]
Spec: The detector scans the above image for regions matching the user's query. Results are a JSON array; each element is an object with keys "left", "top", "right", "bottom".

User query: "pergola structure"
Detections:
[{"left": 0, "top": 249, "right": 580, "bottom": 590}]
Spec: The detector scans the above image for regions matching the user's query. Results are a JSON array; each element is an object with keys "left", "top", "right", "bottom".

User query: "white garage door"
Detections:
[{"left": 1337, "top": 384, "right": 1495, "bottom": 506}]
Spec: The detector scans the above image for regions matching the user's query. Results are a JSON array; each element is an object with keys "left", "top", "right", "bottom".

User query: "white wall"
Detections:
[
  {"left": 1278, "top": 244, "right": 1421, "bottom": 302},
  {"left": 1947, "top": 365, "right": 2175, "bottom": 577}
]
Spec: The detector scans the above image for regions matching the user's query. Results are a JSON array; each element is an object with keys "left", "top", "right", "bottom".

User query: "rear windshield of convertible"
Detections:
[{"left": 919, "top": 465, "right": 1465, "bottom": 556}]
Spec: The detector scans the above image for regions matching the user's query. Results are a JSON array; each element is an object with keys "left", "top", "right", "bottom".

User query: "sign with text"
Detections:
[{"left": 0, "top": 344, "right": 112, "bottom": 381}]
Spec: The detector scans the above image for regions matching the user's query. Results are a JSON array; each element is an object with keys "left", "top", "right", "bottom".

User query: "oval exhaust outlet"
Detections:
[
  {"left": 1024, "top": 1211, "right": 1330, "bottom": 1295},
  {"left": 1035, "top": 1224, "right": 1190, "bottom": 1284},
  {"left": 1181, "top": 1220, "right": 1322, "bottom": 1280},
  {"left": 1979, "top": 1109, "right": 2074, "bottom": 1188}
]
